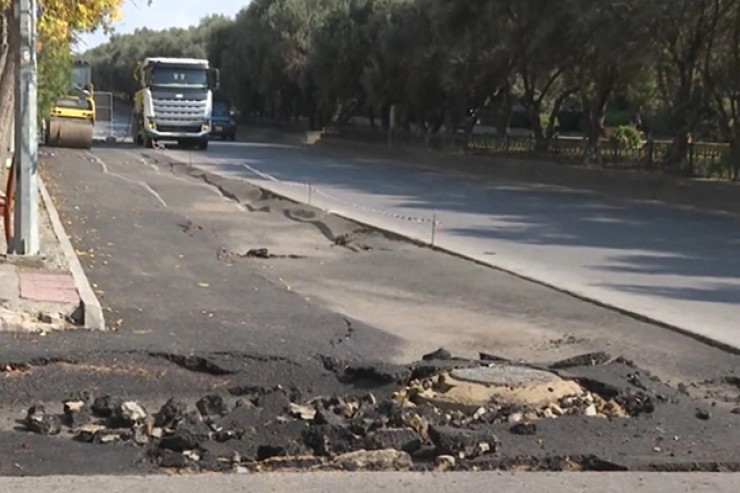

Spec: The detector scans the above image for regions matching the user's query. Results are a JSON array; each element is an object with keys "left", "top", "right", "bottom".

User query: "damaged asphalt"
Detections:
[
  {"left": 0, "top": 142, "right": 737, "bottom": 476},
  {"left": 11, "top": 350, "right": 740, "bottom": 474}
]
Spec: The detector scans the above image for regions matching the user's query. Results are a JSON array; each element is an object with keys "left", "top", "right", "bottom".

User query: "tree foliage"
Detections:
[
  {"left": 37, "top": 38, "right": 72, "bottom": 120},
  {"left": 83, "top": 0, "right": 740, "bottom": 172},
  {"left": 0, "top": 0, "right": 123, "bottom": 160}
]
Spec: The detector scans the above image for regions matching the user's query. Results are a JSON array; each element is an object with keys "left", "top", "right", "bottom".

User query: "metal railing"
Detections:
[{"left": 325, "top": 125, "right": 738, "bottom": 180}]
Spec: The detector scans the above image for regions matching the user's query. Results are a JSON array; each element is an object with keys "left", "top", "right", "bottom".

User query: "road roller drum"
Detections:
[{"left": 46, "top": 117, "right": 94, "bottom": 149}]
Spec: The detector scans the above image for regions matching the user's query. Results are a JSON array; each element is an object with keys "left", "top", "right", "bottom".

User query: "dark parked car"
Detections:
[{"left": 210, "top": 101, "right": 236, "bottom": 140}]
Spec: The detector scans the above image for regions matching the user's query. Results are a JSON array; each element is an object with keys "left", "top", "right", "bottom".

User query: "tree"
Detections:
[
  {"left": 653, "top": 0, "right": 721, "bottom": 173},
  {"left": 574, "top": 0, "right": 659, "bottom": 160},
  {"left": 702, "top": 0, "right": 740, "bottom": 179},
  {"left": 498, "top": 0, "right": 580, "bottom": 151},
  {"left": 37, "top": 37, "right": 72, "bottom": 122},
  {"left": 72, "top": 0, "right": 740, "bottom": 179},
  {"left": 0, "top": 0, "right": 123, "bottom": 164}
]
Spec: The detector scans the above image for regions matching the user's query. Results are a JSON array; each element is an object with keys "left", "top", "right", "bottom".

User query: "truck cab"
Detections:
[{"left": 132, "top": 57, "right": 220, "bottom": 150}]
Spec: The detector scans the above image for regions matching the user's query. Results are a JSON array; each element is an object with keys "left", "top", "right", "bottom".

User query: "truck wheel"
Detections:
[
  {"left": 198, "top": 139, "right": 209, "bottom": 151},
  {"left": 144, "top": 135, "right": 155, "bottom": 149}
]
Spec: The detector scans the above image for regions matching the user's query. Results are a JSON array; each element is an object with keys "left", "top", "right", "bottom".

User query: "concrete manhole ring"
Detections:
[{"left": 450, "top": 365, "right": 562, "bottom": 386}]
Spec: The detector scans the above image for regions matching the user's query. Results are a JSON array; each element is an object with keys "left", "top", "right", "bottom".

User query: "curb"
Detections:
[{"left": 38, "top": 176, "right": 106, "bottom": 331}]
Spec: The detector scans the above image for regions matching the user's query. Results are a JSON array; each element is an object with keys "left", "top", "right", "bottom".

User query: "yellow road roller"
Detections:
[{"left": 45, "top": 61, "right": 95, "bottom": 149}]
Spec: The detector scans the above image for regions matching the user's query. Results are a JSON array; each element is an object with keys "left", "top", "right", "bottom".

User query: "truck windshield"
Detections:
[{"left": 151, "top": 67, "right": 207, "bottom": 87}]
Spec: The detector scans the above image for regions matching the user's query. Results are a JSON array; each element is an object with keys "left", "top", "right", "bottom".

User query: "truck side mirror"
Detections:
[{"left": 209, "top": 68, "right": 221, "bottom": 90}]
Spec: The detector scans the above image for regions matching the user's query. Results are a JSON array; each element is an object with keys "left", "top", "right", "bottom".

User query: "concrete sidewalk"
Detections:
[
  {"left": 1, "top": 472, "right": 738, "bottom": 493},
  {"left": 0, "top": 174, "right": 103, "bottom": 332}
]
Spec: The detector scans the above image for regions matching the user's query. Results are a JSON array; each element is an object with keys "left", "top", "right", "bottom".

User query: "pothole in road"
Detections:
[
  {"left": 12, "top": 348, "right": 738, "bottom": 474},
  {"left": 333, "top": 228, "right": 391, "bottom": 253},
  {"left": 406, "top": 365, "right": 628, "bottom": 420},
  {"left": 217, "top": 248, "right": 307, "bottom": 262}
]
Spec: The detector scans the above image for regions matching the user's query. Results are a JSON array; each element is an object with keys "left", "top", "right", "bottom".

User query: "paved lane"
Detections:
[{"left": 158, "top": 140, "right": 740, "bottom": 350}]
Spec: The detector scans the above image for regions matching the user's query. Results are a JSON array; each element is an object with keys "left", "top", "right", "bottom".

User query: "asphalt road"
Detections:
[
  {"left": 160, "top": 138, "right": 740, "bottom": 350},
  {"left": 1, "top": 142, "right": 737, "bottom": 477}
]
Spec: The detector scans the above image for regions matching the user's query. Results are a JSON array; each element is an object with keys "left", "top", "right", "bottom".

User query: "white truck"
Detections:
[{"left": 131, "top": 57, "right": 220, "bottom": 150}]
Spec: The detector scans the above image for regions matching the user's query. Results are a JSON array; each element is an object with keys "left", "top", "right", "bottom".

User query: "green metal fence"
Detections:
[{"left": 328, "top": 125, "right": 736, "bottom": 180}]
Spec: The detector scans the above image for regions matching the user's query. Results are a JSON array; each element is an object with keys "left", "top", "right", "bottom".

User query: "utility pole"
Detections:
[{"left": 11, "top": 0, "right": 38, "bottom": 255}]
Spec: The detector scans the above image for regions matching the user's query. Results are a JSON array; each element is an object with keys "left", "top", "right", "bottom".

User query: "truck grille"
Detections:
[{"left": 151, "top": 89, "right": 208, "bottom": 126}]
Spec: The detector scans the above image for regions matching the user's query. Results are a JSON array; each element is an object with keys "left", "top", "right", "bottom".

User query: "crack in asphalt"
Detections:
[
  {"left": 146, "top": 351, "right": 304, "bottom": 376},
  {"left": 0, "top": 357, "right": 80, "bottom": 373},
  {"left": 85, "top": 152, "right": 168, "bottom": 208}
]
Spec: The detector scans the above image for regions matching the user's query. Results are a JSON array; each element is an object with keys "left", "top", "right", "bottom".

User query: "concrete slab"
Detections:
[
  {"left": 0, "top": 263, "right": 18, "bottom": 303},
  {"left": 19, "top": 272, "right": 78, "bottom": 304},
  {"left": 1, "top": 473, "right": 739, "bottom": 493}
]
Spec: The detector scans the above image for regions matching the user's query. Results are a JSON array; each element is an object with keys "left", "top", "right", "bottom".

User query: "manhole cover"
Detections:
[{"left": 450, "top": 365, "right": 561, "bottom": 386}]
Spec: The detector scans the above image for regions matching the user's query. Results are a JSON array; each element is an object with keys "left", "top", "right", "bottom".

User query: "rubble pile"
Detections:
[{"left": 21, "top": 350, "right": 656, "bottom": 472}]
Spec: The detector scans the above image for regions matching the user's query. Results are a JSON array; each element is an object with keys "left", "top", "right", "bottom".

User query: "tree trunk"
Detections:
[
  {"left": 666, "top": 130, "right": 692, "bottom": 174},
  {"left": 582, "top": 101, "right": 607, "bottom": 162},
  {"left": 526, "top": 106, "right": 547, "bottom": 152},
  {"left": 380, "top": 101, "right": 391, "bottom": 129},
  {"left": 545, "top": 88, "right": 577, "bottom": 149},
  {"left": 0, "top": 9, "right": 17, "bottom": 169},
  {"left": 493, "top": 86, "right": 513, "bottom": 137},
  {"left": 732, "top": 127, "right": 740, "bottom": 181},
  {"left": 495, "top": 101, "right": 513, "bottom": 138},
  {"left": 581, "top": 84, "right": 610, "bottom": 163}
]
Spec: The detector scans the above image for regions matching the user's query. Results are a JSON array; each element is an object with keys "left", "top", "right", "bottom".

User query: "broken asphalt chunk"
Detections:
[
  {"left": 365, "top": 428, "right": 422, "bottom": 454},
  {"left": 217, "top": 404, "right": 262, "bottom": 432},
  {"left": 25, "top": 404, "right": 61, "bottom": 436},
  {"left": 509, "top": 422, "right": 537, "bottom": 436},
  {"left": 255, "top": 390, "right": 292, "bottom": 416},
  {"left": 423, "top": 348, "right": 453, "bottom": 361},
  {"left": 110, "top": 401, "right": 149, "bottom": 428},
  {"left": 92, "top": 395, "right": 123, "bottom": 418},
  {"left": 429, "top": 425, "right": 499, "bottom": 459},
  {"left": 63, "top": 398, "right": 91, "bottom": 428},
  {"left": 434, "top": 454, "right": 456, "bottom": 471},
  {"left": 155, "top": 398, "right": 188, "bottom": 428},
  {"left": 159, "top": 423, "right": 211, "bottom": 452},
  {"left": 303, "top": 424, "right": 364, "bottom": 457},
  {"left": 74, "top": 423, "right": 106, "bottom": 443},
  {"left": 92, "top": 429, "right": 125, "bottom": 445},
  {"left": 550, "top": 352, "right": 611, "bottom": 370},
  {"left": 344, "top": 362, "right": 412, "bottom": 386},
  {"left": 157, "top": 449, "right": 190, "bottom": 469},
  {"left": 289, "top": 403, "right": 317, "bottom": 421},
  {"left": 695, "top": 408, "right": 712, "bottom": 420},
  {"left": 196, "top": 394, "right": 229, "bottom": 417},
  {"left": 616, "top": 391, "right": 655, "bottom": 416}
]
